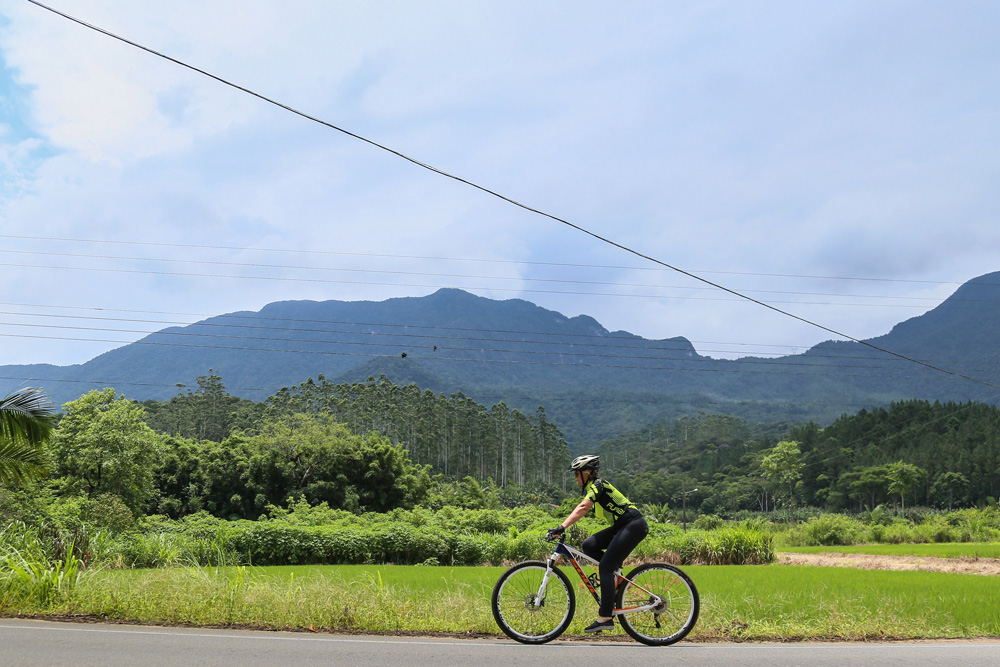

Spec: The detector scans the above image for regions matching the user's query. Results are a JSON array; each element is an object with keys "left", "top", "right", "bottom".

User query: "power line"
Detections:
[
  {"left": 0, "top": 260, "right": 953, "bottom": 308},
  {"left": 0, "top": 300, "right": 862, "bottom": 354},
  {"left": 1, "top": 329, "right": 992, "bottom": 385},
  {"left": 0, "top": 233, "right": 976, "bottom": 288},
  {"left": 5, "top": 312, "right": 1000, "bottom": 372},
  {"left": 23, "top": 0, "right": 1000, "bottom": 394},
  {"left": 0, "top": 259, "right": 990, "bottom": 310},
  {"left": 0, "top": 248, "right": 971, "bottom": 304},
  {"left": 0, "top": 323, "right": 947, "bottom": 373}
]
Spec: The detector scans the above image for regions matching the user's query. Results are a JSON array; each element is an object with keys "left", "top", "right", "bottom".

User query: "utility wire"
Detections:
[
  {"left": 1, "top": 322, "right": 985, "bottom": 374},
  {"left": 0, "top": 248, "right": 970, "bottom": 303},
  {"left": 0, "top": 260, "right": 957, "bottom": 308},
  {"left": 4, "top": 312, "right": 1000, "bottom": 370},
  {"left": 0, "top": 233, "right": 977, "bottom": 287},
  {"left": 0, "top": 330, "right": 988, "bottom": 384},
  {"left": 0, "top": 300, "right": 969, "bottom": 356},
  {"left": 0, "top": 300, "right": 888, "bottom": 353},
  {"left": 23, "top": 0, "right": 1000, "bottom": 393}
]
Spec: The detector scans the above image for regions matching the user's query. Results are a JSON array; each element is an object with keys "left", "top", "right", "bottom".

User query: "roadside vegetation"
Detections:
[
  {"left": 1, "top": 380, "right": 999, "bottom": 640},
  {"left": 2, "top": 560, "right": 997, "bottom": 640},
  {"left": 2, "top": 501, "right": 998, "bottom": 639},
  {"left": 776, "top": 507, "right": 1000, "bottom": 547},
  {"left": 0, "top": 501, "right": 775, "bottom": 570}
]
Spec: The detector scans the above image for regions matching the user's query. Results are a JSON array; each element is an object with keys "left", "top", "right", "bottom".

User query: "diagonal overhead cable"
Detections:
[{"left": 23, "top": 0, "right": 1000, "bottom": 391}]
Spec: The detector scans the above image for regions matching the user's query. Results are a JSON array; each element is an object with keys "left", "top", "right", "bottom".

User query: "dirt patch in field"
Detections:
[{"left": 779, "top": 551, "right": 1000, "bottom": 576}]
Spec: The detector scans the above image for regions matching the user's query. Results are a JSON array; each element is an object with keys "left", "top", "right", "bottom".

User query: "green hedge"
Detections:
[{"left": 2, "top": 506, "right": 776, "bottom": 569}]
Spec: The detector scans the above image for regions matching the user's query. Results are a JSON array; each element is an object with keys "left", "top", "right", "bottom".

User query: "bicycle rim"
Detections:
[
  {"left": 616, "top": 563, "right": 699, "bottom": 646},
  {"left": 491, "top": 562, "right": 575, "bottom": 644}
]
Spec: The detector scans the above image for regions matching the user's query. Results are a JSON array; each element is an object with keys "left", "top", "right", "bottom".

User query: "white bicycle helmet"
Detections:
[{"left": 568, "top": 454, "right": 600, "bottom": 472}]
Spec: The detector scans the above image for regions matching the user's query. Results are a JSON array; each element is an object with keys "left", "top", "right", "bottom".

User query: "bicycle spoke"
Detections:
[
  {"left": 492, "top": 562, "right": 575, "bottom": 643},
  {"left": 616, "top": 564, "right": 699, "bottom": 646}
]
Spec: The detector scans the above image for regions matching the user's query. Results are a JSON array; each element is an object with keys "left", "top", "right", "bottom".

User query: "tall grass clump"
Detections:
[
  {"left": 638, "top": 521, "right": 774, "bottom": 565},
  {"left": 0, "top": 523, "right": 93, "bottom": 608},
  {"left": 3, "top": 544, "right": 89, "bottom": 606},
  {"left": 942, "top": 508, "right": 1000, "bottom": 542},
  {"left": 117, "top": 532, "right": 222, "bottom": 568},
  {"left": 775, "top": 507, "right": 1000, "bottom": 547},
  {"left": 784, "top": 514, "right": 868, "bottom": 546}
]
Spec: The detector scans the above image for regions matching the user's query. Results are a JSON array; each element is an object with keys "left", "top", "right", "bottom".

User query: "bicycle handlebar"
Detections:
[{"left": 542, "top": 531, "right": 567, "bottom": 544}]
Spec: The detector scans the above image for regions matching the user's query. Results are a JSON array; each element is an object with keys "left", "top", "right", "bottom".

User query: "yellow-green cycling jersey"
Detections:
[{"left": 583, "top": 479, "right": 639, "bottom": 525}]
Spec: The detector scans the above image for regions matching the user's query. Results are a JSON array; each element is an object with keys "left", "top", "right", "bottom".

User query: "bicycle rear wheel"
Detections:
[
  {"left": 491, "top": 561, "right": 575, "bottom": 644},
  {"left": 615, "top": 563, "right": 699, "bottom": 646}
]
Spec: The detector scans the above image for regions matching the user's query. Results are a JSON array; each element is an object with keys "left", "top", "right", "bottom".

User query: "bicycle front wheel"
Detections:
[
  {"left": 616, "top": 563, "right": 699, "bottom": 646},
  {"left": 491, "top": 561, "right": 575, "bottom": 644}
]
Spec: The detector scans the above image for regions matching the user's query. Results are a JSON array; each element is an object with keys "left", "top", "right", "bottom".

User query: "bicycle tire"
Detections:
[
  {"left": 491, "top": 560, "right": 576, "bottom": 644},
  {"left": 615, "top": 562, "right": 699, "bottom": 646}
]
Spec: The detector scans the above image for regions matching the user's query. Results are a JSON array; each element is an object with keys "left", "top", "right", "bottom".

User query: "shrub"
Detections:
[
  {"left": 879, "top": 522, "right": 915, "bottom": 544},
  {"left": 692, "top": 514, "right": 724, "bottom": 531},
  {"left": 912, "top": 517, "right": 957, "bottom": 543},
  {"left": 640, "top": 503, "right": 673, "bottom": 523},
  {"left": 708, "top": 525, "right": 774, "bottom": 564},
  {"left": 787, "top": 514, "right": 866, "bottom": 546},
  {"left": 122, "top": 532, "right": 174, "bottom": 567},
  {"left": 81, "top": 494, "right": 135, "bottom": 532},
  {"left": 943, "top": 507, "right": 1000, "bottom": 541}
]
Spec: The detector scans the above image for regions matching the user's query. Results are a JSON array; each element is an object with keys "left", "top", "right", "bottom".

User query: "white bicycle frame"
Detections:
[{"left": 534, "top": 536, "right": 664, "bottom": 616}]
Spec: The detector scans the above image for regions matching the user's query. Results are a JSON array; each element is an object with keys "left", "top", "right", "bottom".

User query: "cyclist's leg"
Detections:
[
  {"left": 581, "top": 524, "right": 615, "bottom": 562},
  {"left": 597, "top": 517, "right": 649, "bottom": 618}
]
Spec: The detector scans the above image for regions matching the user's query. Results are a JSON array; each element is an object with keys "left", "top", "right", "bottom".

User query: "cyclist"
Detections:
[{"left": 548, "top": 454, "right": 649, "bottom": 633}]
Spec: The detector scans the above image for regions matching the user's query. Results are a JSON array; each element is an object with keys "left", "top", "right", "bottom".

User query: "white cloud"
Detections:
[{"left": 0, "top": 0, "right": 997, "bottom": 368}]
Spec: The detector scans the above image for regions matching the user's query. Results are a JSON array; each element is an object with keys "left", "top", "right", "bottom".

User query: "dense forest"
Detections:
[
  {"left": 4, "top": 372, "right": 570, "bottom": 521},
  {"left": 143, "top": 373, "right": 571, "bottom": 489},
  {"left": 4, "top": 371, "right": 1000, "bottom": 530},
  {"left": 600, "top": 400, "right": 1000, "bottom": 513}
]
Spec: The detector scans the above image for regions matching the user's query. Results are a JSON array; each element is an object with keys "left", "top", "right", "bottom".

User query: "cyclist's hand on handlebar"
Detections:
[{"left": 545, "top": 526, "right": 565, "bottom": 541}]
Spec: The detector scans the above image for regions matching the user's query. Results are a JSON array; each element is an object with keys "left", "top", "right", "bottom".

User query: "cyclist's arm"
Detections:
[{"left": 561, "top": 499, "right": 594, "bottom": 529}]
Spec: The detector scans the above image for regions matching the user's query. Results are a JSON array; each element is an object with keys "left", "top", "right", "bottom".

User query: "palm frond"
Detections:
[
  {"left": 0, "top": 387, "right": 56, "bottom": 446},
  {"left": 0, "top": 438, "right": 51, "bottom": 486}
]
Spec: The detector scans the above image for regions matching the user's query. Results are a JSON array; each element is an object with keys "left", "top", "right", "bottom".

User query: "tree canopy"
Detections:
[
  {"left": 51, "top": 388, "right": 162, "bottom": 512},
  {"left": 598, "top": 401, "right": 1000, "bottom": 513}
]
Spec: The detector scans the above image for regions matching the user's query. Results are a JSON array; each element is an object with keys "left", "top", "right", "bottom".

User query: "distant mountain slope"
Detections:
[{"left": 3, "top": 275, "right": 999, "bottom": 445}]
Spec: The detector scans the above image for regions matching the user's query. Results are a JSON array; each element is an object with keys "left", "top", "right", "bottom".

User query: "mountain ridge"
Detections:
[{"left": 3, "top": 275, "right": 999, "bottom": 445}]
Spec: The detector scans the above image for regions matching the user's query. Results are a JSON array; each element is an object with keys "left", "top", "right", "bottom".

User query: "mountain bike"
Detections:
[{"left": 490, "top": 532, "right": 699, "bottom": 646}]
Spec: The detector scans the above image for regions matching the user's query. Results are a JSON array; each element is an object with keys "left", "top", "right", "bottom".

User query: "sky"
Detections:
[{"left": 0, "top": 0, "right": 998, "bottom": 372}]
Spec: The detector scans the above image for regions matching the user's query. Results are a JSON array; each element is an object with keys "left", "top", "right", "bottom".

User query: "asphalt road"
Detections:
[{"left": 1, "top": 619, "right": 996, "bottom": 667}]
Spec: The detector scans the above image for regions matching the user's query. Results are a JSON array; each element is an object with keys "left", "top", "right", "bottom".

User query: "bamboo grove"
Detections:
[
  {"left": 142, "top": 373, "right": 572, "bottom": 493},
  {"left": 262, "top": 375, "right": 571, "bottom": 488}
]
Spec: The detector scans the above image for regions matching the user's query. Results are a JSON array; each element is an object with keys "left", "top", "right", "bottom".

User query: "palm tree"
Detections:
[{"left": 0, "top": 387, "right": 56, "bottom": 487}]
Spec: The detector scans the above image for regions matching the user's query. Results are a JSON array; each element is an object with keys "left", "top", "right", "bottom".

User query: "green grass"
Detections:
[
  {"left": 692, "top": 564, "right": 1000, "bottom": 639},
  {"left": 4, "top": 562, "right": 998, "bottom": 640},
  {"left": 779, "top": 542, "right": 1000, "bottom": 559}
]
